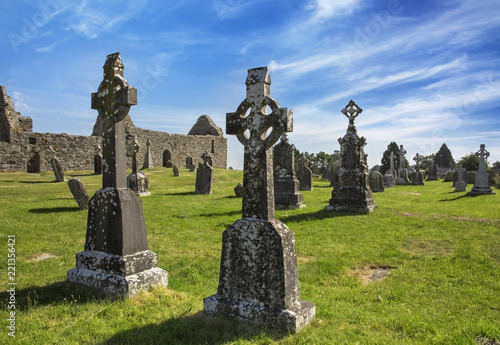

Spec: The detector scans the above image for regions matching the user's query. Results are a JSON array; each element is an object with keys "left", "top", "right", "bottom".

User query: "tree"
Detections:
[
  {"left": 458, "top": 153, "right": 479, "bottom": 171},
  {"left": 434, "top": 143, "right": 455, "bottom": 168}
]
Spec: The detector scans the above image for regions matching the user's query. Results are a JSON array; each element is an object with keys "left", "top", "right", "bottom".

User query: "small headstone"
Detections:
[
  {"left": 444, "top": 170, "right": 454, "bottom": 182},
  {"left": 68, "top": 178, "right": 89, "bottom": 210},
  {"left": 189, "top": 163, "right": 196, "bottom": 172},
  {"left": 453, "top": 168, "right": 468, "bottom": 187},
  {"left": 195, "top": 151, "right": 213, "bottom": 194},
  {"left": 369, "top": 171, "right": 385, "bottom": 192},
  {"left": 94, "top": 144, "right": 103, "bottom": 175},
  {"left": 467, "top": 171, "right": 476, "bottom": 184},
  {"left": 67, "top": 52, "right": 167, "bottom": 297},
  {"left": 395, "top": 145, "right": 410, "bottom": 185},
  {"left": 185, "top": 156, "right": 193, "bottom": 168},
  {"left": 126, "top": 135, "right": 150, "bottom": 196},
  {"left": 49, "top": 147, "right": 66, "bottom": 182},
  {"left": 297, "top": 161, "right": 313, "bottom": 191},
  {"left": 426, "top": 159, "right": 437, "bottom": 181},
  {"left": 234, "top": 182, "right": 244, "bottom": 197},
  {"left": 454, "top": 164, "right": 467, "bottom": 192},
  {"left": 273, "top": 134, "right": 305, "bottom": 209},
  {"left": 204, "top": 66, "right": 315, "bottom": 333},
  {"left": 142, "top": 138, "right": 154, "bottom": 169},
  {"left": 173, "top": 164, "right": 180, "bottom": 177},
  {"left": 383, "top": 173, "right": 395, "bottom": 188},
  {"left": 412, "top": 153, "right": 425, "bottom": 186},
  {"left": 467, "top": 144, "right": 495, "bottom": 196},
  {"left": 326, "top": 100, "right": 376, "bottom": 213}
]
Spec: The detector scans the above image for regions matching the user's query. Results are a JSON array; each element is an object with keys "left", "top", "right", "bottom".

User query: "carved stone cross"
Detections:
[
  {"left": 476, "top": 144, "right": 490, "bottom": 171},
  {"left": 399, "top": 145, "right": 407, "bottom": 169},
  {"left": 91, "top": 52, "right": 137, "bottom": 189},
  {"left": 341, "top": 99, "right": 363, "bottom": 131},
  {"left": 389, "top": 151, "right": 395, "bottom": 175},
  {"left": 201, "top": 150, "right": 212, "bottom": 166},
  {"left": 126, "top": 134, "right": 140, "bottom": 175},
  {"left": 413, "top": 153, "right": 422, "bottom": 171},
  {"left": 226, "top": 67, "right": 292, "bottom": 220}
]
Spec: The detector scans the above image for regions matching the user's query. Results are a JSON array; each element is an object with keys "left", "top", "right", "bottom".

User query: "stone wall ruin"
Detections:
[{"left": 0, "top": 86, "right": 227, "bottom": 172}]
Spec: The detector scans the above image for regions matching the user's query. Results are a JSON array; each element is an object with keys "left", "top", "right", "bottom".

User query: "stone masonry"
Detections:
[{"left": 0, "top": 86, "right": 227, "bottom": 173}]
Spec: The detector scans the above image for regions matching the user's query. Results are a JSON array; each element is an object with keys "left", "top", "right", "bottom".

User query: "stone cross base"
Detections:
[
  {"left": 412, "top": 172, "right": 425, "bottom": 186},
  {"left": 395, "top": 168, "right": 411, "bottom": 185},
  {"left": 203, "top": 218, "right": 315, "bottom": 333},
  {"left": 467, "top": 171, "right": 495, "bottom": 195},
  {"left": 67, "top": 250, "right": 167, "bottom": 297},
  {"left": 455, "top": 181, "right": 467, "bottom": 192},
  {"left": 275, "top": 177, "right": 305, "bottom": 209},
  {"left": 204, "top": 295, "right": 315, "bottom": 334},
  {"left": 327, "top": 171, "right": 376, "bottom": 214}
]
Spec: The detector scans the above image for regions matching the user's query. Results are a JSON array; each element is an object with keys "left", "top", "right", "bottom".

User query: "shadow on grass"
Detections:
[
  {"left": 0, "top": 281, "right": 110, "bottom": 310},
  {"left": 19, "top": 180, "right": 59, "bottom": 184},
  {"left": 102, "top": 311, "right": 288, "bottom": 345},
  {"left": 279, "top": 207, "right": 355, "bottom": 223},
  {"left": 69, "top": 173, "right": 97, "bottom": 177},
  {"left": 29, "top": 207, "right": 82, "bottom": 214},
  {"left": 163, "top": 191, "right": 196, "bottom": 196}
]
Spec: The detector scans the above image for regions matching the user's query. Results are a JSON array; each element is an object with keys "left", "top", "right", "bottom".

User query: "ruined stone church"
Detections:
[{"left": 0, "top": 86, "right": 227, "bottom": 172}]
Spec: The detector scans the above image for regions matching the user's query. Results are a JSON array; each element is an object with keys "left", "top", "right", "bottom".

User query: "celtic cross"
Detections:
[
  {"left": 476, "top": 144, "right": 490, "bottom": 171},
  {"left": 341, "top": 100, "right": 363, "bottom": 131},
  {"left": 91, "top": 53, "right": 137, "bottom": 189},
  {"left": 226, "top": 67, "right": 292, "bottom": 220},
  {"left": 413, "top": 153, "right": 422, "bottom": 171},
  {"left": 399, "top": 145, "right": 407, "bottom": 169}
]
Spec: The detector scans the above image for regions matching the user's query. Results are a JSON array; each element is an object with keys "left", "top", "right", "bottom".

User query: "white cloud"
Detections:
[{"left": 306, "top": 0, "right": 359, "bottom": 20}]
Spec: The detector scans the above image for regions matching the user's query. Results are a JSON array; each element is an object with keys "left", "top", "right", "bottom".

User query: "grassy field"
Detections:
[{"left": 0, "top": 168, "right": 499, "bottom": 345}]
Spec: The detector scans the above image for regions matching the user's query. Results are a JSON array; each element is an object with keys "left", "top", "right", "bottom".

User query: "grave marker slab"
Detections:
[
  {"left": 370, "top": 171, "right": 385, "bottom": 192},
  {"left": 67, "top": 53, "right": 167, "bottom": 297},
  {"left": 195, "top": 151, "right": 213, "bottom": 194},
  {"left": 297, "top": 160, "right": 313, "bottom": 191},
  {"left": 142, "top": 138, "right": 154, "bottom": 169},
  {"left": 273, "top": 134, "right": 305, "bottom": 209},
  {"left": 412, "top": 153, "right": 425, "bottom": 186},
  {"left": 49, "top": 147, "right": 65, "bottom": 182},
  {"left": 68, "top": 178, "right": 89, "bottom": 210},
  {"left": 454, "top": 164, "right": 467, "bottom": 192},
  {"left": 126, "top": 134, "right": 150, "bottom": 196},
  {"left": 173, "top": 164, "right": 180, "bottom": 177},
  {"left": 204, "top": 67, "right": 315, "bottom": 333}
]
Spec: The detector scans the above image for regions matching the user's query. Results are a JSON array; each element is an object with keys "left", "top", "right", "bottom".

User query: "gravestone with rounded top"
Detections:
[
  {"left": 326, "top": 100, "right": 376, "bottom": 213},
  {"left": 67, "top": 53, "right": 167, "bottom": 297},
  {"left": 467, "top": 144, "right": 495, "bottom": 196},
  {"left": 370, "top": 171, "right": 385, "bottom": 192},
  {"left": 203, "top": 67, "right": 315, "bottom": 333},
  {"left": 68, "top": 178, "right": 89, "bottom": 210},
  {"left": 49, "top": 147, "right": 65, "bottom": 182}
]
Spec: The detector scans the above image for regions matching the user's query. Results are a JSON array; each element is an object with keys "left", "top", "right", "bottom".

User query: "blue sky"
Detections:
[{"left": 1, "top": 0, "right": 499, "bottom": 169}]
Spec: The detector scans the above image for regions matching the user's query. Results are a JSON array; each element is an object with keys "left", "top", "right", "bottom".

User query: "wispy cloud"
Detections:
[
  {"left": 212, "top": 0, "right": 272, "bottom": 20},
  {"left": 34, "top": 39, "right": 67, "bottom": 53},
  {"left": 305, "top": 0, "right": 359, "bottom": 21}
]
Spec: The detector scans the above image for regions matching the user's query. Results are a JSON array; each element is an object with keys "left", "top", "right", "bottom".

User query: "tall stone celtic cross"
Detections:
[
  {"left": 476, "top": 144, "right": 490, "bottom": 171},
  {"left": 413, "top": 153, "right": 422, "bottom": 171},
  {"left": 341, "top": 99, "right": 363, "bottom": 131},
  {"left": 91, "top": 52, "right": 137, "bottom": 189},
  {"left": 389, "top": 151, "right": 395, "bottom": 174},
  {"left": 399, "top": 145, "right": 407, "bottom": 169},
  {"left": 126, "top": 134, "right": 140, "bottom": 175},
  {"left": 226, "top": 67, "right": 292, "bottom": 220}
]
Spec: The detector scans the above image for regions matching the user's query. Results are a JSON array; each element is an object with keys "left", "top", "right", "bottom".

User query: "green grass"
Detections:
[{"left": 0, "top": 168, "right": 499, "bottom": 344}]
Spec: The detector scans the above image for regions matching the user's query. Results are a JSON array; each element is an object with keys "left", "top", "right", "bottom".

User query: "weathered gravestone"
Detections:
[
  {"left": 185, "top": 156, "right": 193, "bottom": 169},
  {"left": 273, "top": 134, "right": 305, "bottom": 209},
  {"left": 426, "top": 159, "right": 437, "bottom": 181},
  {"left": 126, "top": 134, "right": 150, "bottom": 196},
  {"left": 454, "top": 164, "right": 467, "bottom": 192},
  {"left": 453, "top": 167, "right": 468, "bottom": 187},
  {"left": 370, "top": 171, "right": 385, "bottom": 192},
  {"left": 173, "top": 164, "right": 180, "bottom": 177},
  {"left": 189, "top": 163, "right": 196, "bottom": 172},
  {"left": 387, "top": 151, "right": 397, "bottom": 178},
  {"left": 233, "top": 182, "right": 244, "bottom": 197},
  {"left": 297, "top": 160, "right": 313, "bottom": 191},
  {"left": 68, "top": 178, "right": 89, "bottom": 210},
  {"left": 383, "top": 151, "right": 395, "bottom": 188},
  {"left": 142, "top": 138, "right": 154, "bottom": 169},
  {"left": 395, "top": 145, "right": 411, "bottom": 185},
  {"left": 67, "top": 53, "right": 167, "bottom": 297},
  {"left": 49, "top": 147, "right": 66, "bottom": 182},
  {"left": 412, "top": 153, "right": 425, "bottom": 186},
  {"left": 203, "top": 67, "right": 315, "bottom": 333},
  {"left": 195, "top": 151, "right": 213, "bottom": 194},
  {"left": 326, "top": 100, "right": 376, "bottom": 213},
  {"left": 444, "top": 170, "right": 454, "bottom": 182},
  {"left": 94, "top": 144, "right": 103, "bottom": 175},
  {"left": 467, "top": 144, "right": 495, "bottom": 196}
]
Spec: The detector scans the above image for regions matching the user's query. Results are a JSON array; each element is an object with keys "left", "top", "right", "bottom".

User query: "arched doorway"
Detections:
[{"left": 163, "top": 150, "right": 172, "bottom": 168}]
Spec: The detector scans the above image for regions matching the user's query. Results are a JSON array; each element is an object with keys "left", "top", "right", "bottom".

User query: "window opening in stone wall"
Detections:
[
  {"left": 163, "top": 149, "right": 172, "bottom": 168},
  {"left": 211, "top": 140, "right": 215, "bottom": 154},
  {"left": 29, "top": 137, "right": 36, "bottom": 145}
]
